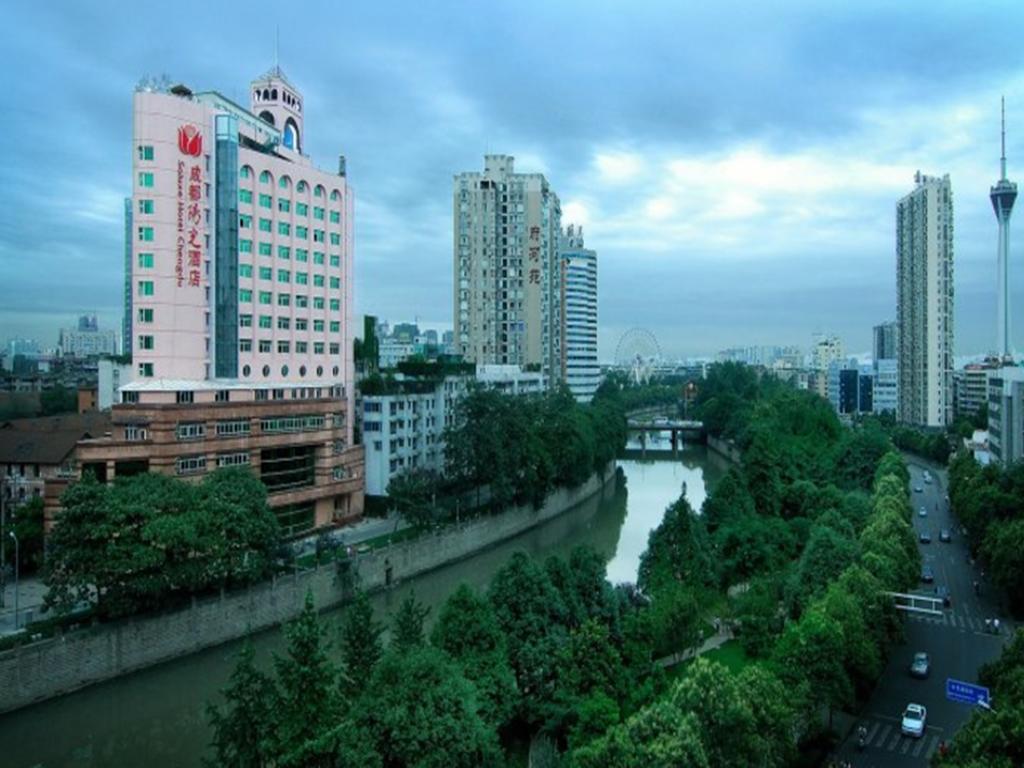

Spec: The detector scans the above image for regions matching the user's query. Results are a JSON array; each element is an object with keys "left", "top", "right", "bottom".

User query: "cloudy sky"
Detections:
[{"left": 2, "top": 0, "right": 1023, "bottom": 360}]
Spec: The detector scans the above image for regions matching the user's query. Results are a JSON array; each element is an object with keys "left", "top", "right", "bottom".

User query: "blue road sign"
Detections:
[{"left": 946, "top": 678, "right": 991, "bottom": 706}]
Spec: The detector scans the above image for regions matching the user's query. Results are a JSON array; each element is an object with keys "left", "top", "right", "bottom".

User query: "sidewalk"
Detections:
[
  {"left": 0, "top": 575, "right": 48, "bottom": 637},
  {"left": 656, "top": 622, "right": 735, "bottom": 669}
]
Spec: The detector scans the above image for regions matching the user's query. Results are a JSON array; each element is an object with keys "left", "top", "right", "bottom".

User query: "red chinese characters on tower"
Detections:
[{"left": 176, "top": 122, "right": 204, "bottom": 289}]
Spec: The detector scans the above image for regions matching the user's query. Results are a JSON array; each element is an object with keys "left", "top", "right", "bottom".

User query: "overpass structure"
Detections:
[{"left": 627, "top": 418, "right": 705, "bottom": 449}]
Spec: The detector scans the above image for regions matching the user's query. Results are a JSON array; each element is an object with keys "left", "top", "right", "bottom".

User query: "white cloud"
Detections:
[{"left": 594, "top": 151, "right": 644, "bottom": 183}]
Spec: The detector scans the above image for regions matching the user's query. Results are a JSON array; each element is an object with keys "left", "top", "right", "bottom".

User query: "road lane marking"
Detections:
[
  {"left": 926, "top": 735, "right": 940, "bottom": 758},
  {"left": 912, "top": 735, "right": 926, "bottom": 757},
  {"left": 900, "top": 738, "right": 912, "bottom": 755},
  {"left": 872, "top": 723, "right": 891, "bottom": 747},
  {"left": 886, "top": 731, "right": 901, "bottom": 750}
]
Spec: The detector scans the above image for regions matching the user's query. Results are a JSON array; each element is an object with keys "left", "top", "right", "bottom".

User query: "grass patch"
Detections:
[{"left": 701, "top": 640, "right": 750, "bottom": 674}]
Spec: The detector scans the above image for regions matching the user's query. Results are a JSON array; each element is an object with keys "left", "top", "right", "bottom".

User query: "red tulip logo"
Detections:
[{"left": 178, "top": 124, "right": 202, "bottom": 157}]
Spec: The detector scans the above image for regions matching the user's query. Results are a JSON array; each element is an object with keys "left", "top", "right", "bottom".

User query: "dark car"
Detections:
[
  {"left": 919, "top": 530, "right": 932, "bottom": 544},
  {"left": 914, "top": 486, "right": 924, "bottom": 493},
  {"left": 940, "top": 529, "right": 952, "bottom": 543},
  {"left": 921, "top": 565, "right": 935, "bottom": 583},
  {"left": 935, "top": 585, "right": 951, "bottom": 607},
  {"left": 910, "top": 652, "right": 931, "bottom": 678}
]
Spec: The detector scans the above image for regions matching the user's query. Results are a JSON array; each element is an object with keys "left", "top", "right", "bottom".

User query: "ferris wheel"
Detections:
[{"left": 614, "top": 328, "right": 662, "bottom": 384}]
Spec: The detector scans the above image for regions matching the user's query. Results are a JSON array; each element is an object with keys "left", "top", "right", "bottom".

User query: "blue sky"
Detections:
[{"left": 1, "top": 0, "right": 1023, "bottom": 359}]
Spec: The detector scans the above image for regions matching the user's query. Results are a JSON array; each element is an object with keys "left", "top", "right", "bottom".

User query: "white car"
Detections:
[{"left": 901, "top": 703, "right": 927, "bottom": 738}]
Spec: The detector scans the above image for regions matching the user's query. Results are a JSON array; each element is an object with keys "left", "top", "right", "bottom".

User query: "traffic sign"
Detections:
[{"left": 946, "top": 678, "right": 991, "bottom": 706}]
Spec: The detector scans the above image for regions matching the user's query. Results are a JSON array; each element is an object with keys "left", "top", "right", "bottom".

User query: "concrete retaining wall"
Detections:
[
  {"left": 0, "top": 462, "right": 615, "bottom": 714},
  {"left": 706, "top": 434, "right": 742, "bottom": 464}
]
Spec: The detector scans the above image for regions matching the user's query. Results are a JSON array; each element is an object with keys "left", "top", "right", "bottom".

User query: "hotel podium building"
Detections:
[{"left": 56, "top": 67, "right": 364, "bottom": 536}]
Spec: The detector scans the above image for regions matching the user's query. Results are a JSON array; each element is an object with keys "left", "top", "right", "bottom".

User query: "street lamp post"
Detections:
[{"left": 9, "top": 531, "right": 19, "bottom": 630}]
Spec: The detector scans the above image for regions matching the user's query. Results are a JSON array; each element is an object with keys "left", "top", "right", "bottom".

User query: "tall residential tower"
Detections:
[
  {"left": 560, "top": 225, "right": 599, "bottom": 402},
  {"left": 897, "top": 172, "right": 954, "bottom": 428},
  {"left": 453, "top": 155, "right": 563, "bottom": 380},
  {"left": 991, "top": 98, "right": 1017, "bottom": 362}
]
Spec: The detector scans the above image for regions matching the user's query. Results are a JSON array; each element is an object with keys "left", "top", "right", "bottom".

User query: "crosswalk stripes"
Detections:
[
  {"left": 908, "top": 611, "right": 989, "bottom": 632},
  {"left": 872, "top": 723, "right": 892, "bottom": 748},
  {"left": 925, "top": 734, "right": 941, "bottom": 758},
  {"left": 886, "top": 730, "right": 902, "bottom": 751}
]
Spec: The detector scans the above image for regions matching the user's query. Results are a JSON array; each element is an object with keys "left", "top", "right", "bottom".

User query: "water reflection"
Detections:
[{"left": 0, "top": 442, "right": 721, "bottom": 768}]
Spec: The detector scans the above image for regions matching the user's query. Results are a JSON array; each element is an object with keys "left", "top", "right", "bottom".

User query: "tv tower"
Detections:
[{"left": 991, "top": 97, "right": 1018, "bottom": 361}]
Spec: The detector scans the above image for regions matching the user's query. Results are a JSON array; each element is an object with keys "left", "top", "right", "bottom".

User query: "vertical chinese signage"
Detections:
[{"left": 177, "top": 124, "right": 204, "bottom": 288}]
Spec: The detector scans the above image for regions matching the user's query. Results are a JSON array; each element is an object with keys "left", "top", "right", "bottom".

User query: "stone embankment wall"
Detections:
[
  {"left": 0, "top": 463, "right": 615, "bottom": 714},
  {"left": 706, "top": 434, "right": 742, "bottom": 464}
]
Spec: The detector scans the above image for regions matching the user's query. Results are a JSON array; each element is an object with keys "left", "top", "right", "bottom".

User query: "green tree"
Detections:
[
  {"left": 637, "top": 496, "right": 715, "bottom": 597},
  {"left": 431, "top": 584, "right": 517, "bottom": 730},
  {"left": 205, "top": 642, "right": 278, "bottom": 768},
  {"left": 391, "top": 591, "right": 430, "bottom": 651},
  {"left": 488, "top": 551, "right": 568, "bottom": 725},
  {"left": 272, "top": 593, "right": 339, "bottom": 763},
  {"left": 669, "top": 658, "right": 759, "bottom": 767},
  {"left": 338, "top": 591, "right": 383, "bottom": 700},
  {"left": 732, "top": 578, "right": 784, "bottom": 658},
  {"left": 357, "top": 646, "right": 501, "bottom": 768},
  {"left": 772, "top": 605, "right": 851, "bottom": 722},
  {"left": 786, "top": 523, "right": 860, "bottom": 617},
  {"left": 571, "top": 701, "right": 709, "bottom": 768},
  {"left": 552, "top": 620, "right": 626, "bottom": 745},
  {"left": 386, "top": 469, "right": 441, "bottom": 528}
]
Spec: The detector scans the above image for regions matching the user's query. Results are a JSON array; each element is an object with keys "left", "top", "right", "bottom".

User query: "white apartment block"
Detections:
[
  {"left": 988, "top": 367, "right": 1024, "bottom": 465},
  {"left": 453, "top": 155, "right": 563, "bottom": 381},
  {"left": 897, "top": 172, "right": 954, "bottom": 428},
  {"left": 561, "top": 225, "right": 599, "bottom": 403},
  {"left": 362, "top": 364, "right": 546, "bottom": 496}
]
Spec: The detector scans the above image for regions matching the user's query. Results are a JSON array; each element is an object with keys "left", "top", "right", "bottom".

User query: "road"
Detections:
[{"left": 832, "top": 461, "right": 1012, "bottom": 767}]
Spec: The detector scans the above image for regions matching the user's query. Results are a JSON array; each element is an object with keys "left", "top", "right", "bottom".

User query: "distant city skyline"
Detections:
[{"left": 1, "top": 2, "right": 1022, "bottom": 359}]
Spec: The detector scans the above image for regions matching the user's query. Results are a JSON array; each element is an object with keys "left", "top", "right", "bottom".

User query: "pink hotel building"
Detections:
[{"left": 63, "top": 67, "right": 364, "bottom": 536}]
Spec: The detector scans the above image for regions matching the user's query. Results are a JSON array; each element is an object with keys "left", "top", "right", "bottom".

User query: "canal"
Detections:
[{"left": 0, "top": 439, "right": 727, "bottom": 768}]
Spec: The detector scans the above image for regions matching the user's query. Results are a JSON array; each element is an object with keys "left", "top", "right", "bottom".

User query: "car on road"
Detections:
[
  {"left": 940, "top": 529, "right": 952, "bottom": 543},
  {"left": 921, "top": 565, "right": 934, "bottom": 583},
  {"left": 925, "top": 475, "right": 932, "bottom": 484},
  {"left": 914, "top": 485, "right": 924, "bottom": 493},
  {"left": 936, "top": 585, "right": 951, "bottom": 607},
  {"left": 919, "top": 507, "right": 928, "bottom": 517},
  {"left": 901, "top": 703, "right": 927, "bottom": 738},
  {"left": 909, "top": 652, "right": 931, "bottom": 678},
  {"left": 919, "top": 530, "right": 932, "bottom": 544}
]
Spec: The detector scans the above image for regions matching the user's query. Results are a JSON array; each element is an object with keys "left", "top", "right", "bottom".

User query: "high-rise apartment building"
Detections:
[
  {"left": 453, "top": 155, "right": 563, "bottom": 379},
  {"left": 897, "top": 172, "right": 954, "bottom": 428},
  {"left": 560, "top": 225, "right": 598, "bottom": 402},
  {"left": 812, "top": 334, "right": 844, "bottom": 371},
  {"left": 59, "top": 67, "right": 364, "bottom": 537},
  {"left": 873, "top": 321, "right": 897, "bottom": 363}
]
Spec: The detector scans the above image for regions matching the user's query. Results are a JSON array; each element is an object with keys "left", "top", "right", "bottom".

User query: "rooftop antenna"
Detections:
[{"left": 1001, "top": 95, "right": 1007, "bottom": 181}]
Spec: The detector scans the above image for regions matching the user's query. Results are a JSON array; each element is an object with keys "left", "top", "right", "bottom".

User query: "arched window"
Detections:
[
  {"left": 297, "top": 180, "right": 308, "bottom": 193},
  {"left": 271, "top": 88, "right": 278, "bottom": 100},
  {"left": 262, "top": 88, "right": 270, "bottom": 100},
  {"left": 279, "top": 175, "right": 291, "bottom": 190},
  {"left": 240, "top": 165, "right": 253, "bottom": 179},
  {"left": 283, "top": 118, "right": 300, "bottom": 152},
  {"left": 259, "top": 170, "right": 272, "bottom": 184},
  {"left": 314, "top": 185, "right": 325, "bottom": 198},
  {"left": 330, "top": 189, "right": 341, "bottom": 201},
  {"left": 259, "top": 110, "right": 275, "bottom": 127},
  {"left": 253, "top": 90, "right": 261, "bottom": 102}
]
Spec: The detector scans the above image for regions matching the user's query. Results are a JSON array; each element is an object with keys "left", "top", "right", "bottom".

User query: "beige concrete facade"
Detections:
[
  {"left": 56, "top": 383, "right": 363, "bottom": 538},
  {"left": 453, "top": 155, "right": 563, "bottom": 379},
  {"left": 897, "top": 173, "right": 954, "bottom": 428}
]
